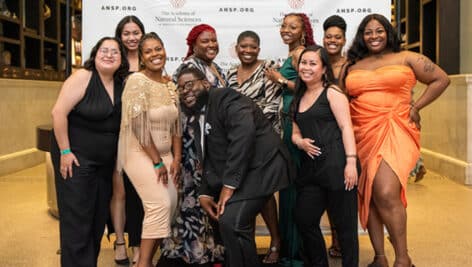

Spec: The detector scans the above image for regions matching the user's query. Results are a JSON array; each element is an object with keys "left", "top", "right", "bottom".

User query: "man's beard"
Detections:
[{"left": 181, "top": 90, "right": 209, "bottom": 116}]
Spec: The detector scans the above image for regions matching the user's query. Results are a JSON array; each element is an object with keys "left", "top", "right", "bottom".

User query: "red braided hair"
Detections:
[
  {"left": 185, "top": 24, "right": 216, "bottom": 59},
  {"left": 285, "top": 13, "right": 316, "bottom": 46}
]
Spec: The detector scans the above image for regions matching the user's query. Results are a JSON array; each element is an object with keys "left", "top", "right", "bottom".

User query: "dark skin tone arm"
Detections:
[
  {"left": 405, "top": 51, "right": 450, "bottom": 129},
  {"left": 265, "top": 46, "right": 304, "bottom": 91},
  {"left": 169, "top": 135, "right": 182, "bottom": 187}
]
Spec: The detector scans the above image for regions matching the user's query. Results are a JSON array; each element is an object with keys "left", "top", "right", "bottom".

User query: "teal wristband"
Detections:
[
  {"left": 154, "top": 162, "right": 164, "bottom": 169},
  {"left": 60, "top": 148, "right": 71, "bottom": 155}
]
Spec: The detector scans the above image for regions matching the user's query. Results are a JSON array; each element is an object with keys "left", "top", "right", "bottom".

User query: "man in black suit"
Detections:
[{"left": 176, "top": 67, "right": 294, "bottom": 267}]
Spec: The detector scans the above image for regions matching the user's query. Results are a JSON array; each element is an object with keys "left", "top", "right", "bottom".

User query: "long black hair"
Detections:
[
  {"left": 83, "top": 36, "right": 129, "bottom": 80},
  {"left": 114, "top": 15, "right": 145, "bottom": 50},
  {"left": 290, "top": 45, "right": 335, "bottom": 119},
  {"left": 340, "top": 14, "right": 402, "bottom": 88},
  {"left": 347, "top": 13, "right": 401, "bottom": 64}
]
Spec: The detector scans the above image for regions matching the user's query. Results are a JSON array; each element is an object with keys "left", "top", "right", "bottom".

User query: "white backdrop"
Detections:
[{"left": 83, "top": 0, "right": 390, "bottom": 74}]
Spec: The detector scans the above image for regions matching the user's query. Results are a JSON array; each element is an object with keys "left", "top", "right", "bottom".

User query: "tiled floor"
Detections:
[{"left": 1, "top": 163, "right": 471, "bottom": 266}]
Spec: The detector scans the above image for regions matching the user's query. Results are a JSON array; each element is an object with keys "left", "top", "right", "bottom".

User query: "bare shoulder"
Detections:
[
  {"left": 71, "top": 68, "right": 92, "bottom": 80},
  {"left": 326, "top": 85, "right": 348, "bottom": 103},
  {"left": 403, "top": 51, "right": 436, "bottom": 72},
  {"left": 291, "top": 46, "right": 305, "bottom": 65},
  {"left": 63, "top": 69, "right": 92, "bottom": 90},
  {"left": 327, "top": 85, "right": 345, "bottom": 95}
]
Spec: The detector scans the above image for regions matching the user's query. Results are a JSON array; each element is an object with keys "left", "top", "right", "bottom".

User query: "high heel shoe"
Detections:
[
  {"left": 113, "top": 240, "right": 130, "bottom": 265},
  {"left": 328, "top": 245, "right": 342, "bottom": 258},
  {"left": 262, "top": 244, "right": 280, "bottom": 264}
]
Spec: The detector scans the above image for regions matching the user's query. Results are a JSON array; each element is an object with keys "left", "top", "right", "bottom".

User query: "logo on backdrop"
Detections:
[
  {"left": 288, "top": 0, "right": 304, "bottom": 9},
  {"left": 170, "top": 0, "right": 186, "bottom": 8}
]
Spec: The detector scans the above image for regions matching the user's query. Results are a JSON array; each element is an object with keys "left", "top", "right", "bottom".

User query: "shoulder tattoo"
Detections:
[{"left": 416, "top": 56, "right": 436, "bottom": 73}]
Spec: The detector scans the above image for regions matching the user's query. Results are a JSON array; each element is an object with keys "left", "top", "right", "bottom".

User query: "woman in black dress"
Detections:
[
  {"left": 51, "top": 37, "right": 128, "bottom": 267},
  {"left": 291, "top": 45, "right": 359, "bottom": 267},
  {"left": 110, "top": 15, "right": 145, "bottom": 265}
]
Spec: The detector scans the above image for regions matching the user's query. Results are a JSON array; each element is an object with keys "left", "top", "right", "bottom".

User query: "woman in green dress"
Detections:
[{"left": 265, "top": 12, "right": 315, "bottom": 267}]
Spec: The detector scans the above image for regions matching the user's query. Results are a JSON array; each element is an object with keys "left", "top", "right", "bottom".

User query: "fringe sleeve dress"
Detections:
[{"left": 117, "top": 72, "right": 180, "bottom": 238}]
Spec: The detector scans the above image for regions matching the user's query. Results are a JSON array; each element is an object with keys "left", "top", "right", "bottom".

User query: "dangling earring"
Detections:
[
  {"left": 301, "top": 35, "right": 306, "bottom": 46},
  {"left": 322, "top": 73, "right": 328, "bottom": 82}
]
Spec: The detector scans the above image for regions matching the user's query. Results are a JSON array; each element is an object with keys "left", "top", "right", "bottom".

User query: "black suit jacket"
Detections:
[{"left": 199, "top": 87, "right": 294, "bottom": 202}]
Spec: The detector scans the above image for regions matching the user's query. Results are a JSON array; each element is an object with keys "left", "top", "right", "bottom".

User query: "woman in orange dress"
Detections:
[{"left": 344, "top": 14, "right": 449, "bottom": 267}]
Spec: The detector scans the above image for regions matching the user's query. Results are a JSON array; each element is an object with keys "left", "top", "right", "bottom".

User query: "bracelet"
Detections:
[
  {"left": 277, "top": 78, "right": 288, "bottom": 85},
  {"left": 411, "top": 105, "right": 420, "bottom": 113},
  {"left": 60, "top": 148, "right": 71, "bottom": 155},
  {"left": 154, "top": 161, "right": 164, "bottom": 169},
  {"left": 346, "top": 154, "right": 357, "bottom": 158}
]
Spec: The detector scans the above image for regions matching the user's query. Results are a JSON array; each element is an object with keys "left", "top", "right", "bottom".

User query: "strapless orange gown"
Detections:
[{"left": 346, "top": 65, "right": 420, "bottom": 229}]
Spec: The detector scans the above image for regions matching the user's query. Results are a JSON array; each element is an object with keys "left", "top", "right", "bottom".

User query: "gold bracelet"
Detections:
[
  {"left": 411, "top": 105, "right": 420, "bottom": 113},
  {"left": 277, "top": 78, "right": 288, "bottom": 85}
]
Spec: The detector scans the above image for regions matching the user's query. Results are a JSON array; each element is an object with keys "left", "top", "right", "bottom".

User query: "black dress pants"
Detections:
[
  {"left": 218, "top": 196, "right": 269, "bottom": 267},
  {"left": 54, "top": 157, "right": 113, "bottom": 267},
  {"left": 295, "top": 185, "right": 358, "bottom": 267}
]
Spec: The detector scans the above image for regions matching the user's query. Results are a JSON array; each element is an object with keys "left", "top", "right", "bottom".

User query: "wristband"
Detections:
[
  {"left": 346, "top": 154, "right": 357, "bottom": 158},
  {"left": 60, "top": 148, "right": 71, "bottom": 155},
  {"left": 154, "top": 161, "right": 164, "bottom": 169}
]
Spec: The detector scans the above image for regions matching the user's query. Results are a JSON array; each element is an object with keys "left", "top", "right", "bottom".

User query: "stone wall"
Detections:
[
  {"left": 0, "top": 79, "right": 61, "bottom": 176},
  {"left": 415, "top": 74, "right": 472, "bottom": 184}
]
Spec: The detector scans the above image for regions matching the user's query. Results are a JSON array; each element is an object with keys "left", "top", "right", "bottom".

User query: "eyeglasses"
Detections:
[
  {"left": 98, "top": 48, "right": 120, "bottom": 57},
  {"left": 177, "top": 79, "right": 202, "bottom": 92}
]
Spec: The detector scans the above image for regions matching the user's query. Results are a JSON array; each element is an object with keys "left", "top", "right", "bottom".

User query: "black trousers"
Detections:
[
  {"left": 54, "top": 158, "right": 113, "bottom": 267},
  {"left": 218, "top": 196, "right": 269, "bottom": 267},
  {"left": 295, "top": 185, "right": 358, "bottom": 267}
]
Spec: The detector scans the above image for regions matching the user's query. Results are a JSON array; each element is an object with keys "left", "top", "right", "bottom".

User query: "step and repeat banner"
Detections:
[{"left": 83, "top": 0, "right": 390, "bottom": 74}]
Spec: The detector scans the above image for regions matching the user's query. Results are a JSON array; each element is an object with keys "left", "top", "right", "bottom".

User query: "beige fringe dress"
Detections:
[{"left": 117, "top": 72, "right": 181, "bottom": 239}]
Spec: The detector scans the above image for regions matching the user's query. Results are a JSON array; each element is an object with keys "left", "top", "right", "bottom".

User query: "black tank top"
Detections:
[
  {"left": 68, "top": 70, "right": 122, "bottom": 133},
  {"left": 294, "top": 87, "right": 346, "bottom": 189},
  {"left": 52, "top": 70, "right": 123, "bottom": 165}
]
